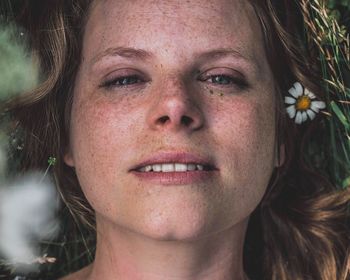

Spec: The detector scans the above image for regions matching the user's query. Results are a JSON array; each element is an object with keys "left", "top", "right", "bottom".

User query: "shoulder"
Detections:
[{"left": 59, "top": 265, "right": 92, "bottom": 280}]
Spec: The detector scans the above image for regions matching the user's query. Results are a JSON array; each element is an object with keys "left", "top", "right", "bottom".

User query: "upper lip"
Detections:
[{"left": 129, "top": 152, "right": 218, "bottom": 171}]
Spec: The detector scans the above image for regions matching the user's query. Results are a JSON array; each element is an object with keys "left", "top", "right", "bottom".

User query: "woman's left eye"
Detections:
[
  {"left": 207, "top": 75, "right": 235, "bottom": 85},
  {"left": 200, "top": 74, "right": 249, "bottom": 89}
]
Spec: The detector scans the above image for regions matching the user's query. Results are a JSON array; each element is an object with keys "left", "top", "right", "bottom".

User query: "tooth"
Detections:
[
  {"left": 175, "top": 163, "right": 187, "bottom": 171},
  {"left": 162, "top": 163, "right": 175, "bottom": 172},
  {"left": 152, "top": 164, "right": 162, "bottom": 172},
  {"left": 145, "top": 165, "right": 152, "bottom": 172},
  {"left": 187, "top": 164, "right": 196, "bottom": 171},
  {"left": 196, "top": 165, "right": 204, "bottom": 171},
  {"left": 140, "top": 163, "right": 208, "bottom": 172}
]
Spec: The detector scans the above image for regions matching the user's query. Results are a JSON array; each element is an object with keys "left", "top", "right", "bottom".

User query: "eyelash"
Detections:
[
  {"left": 100, "top": 75, "right": 144, "bottom": 89},
  {"left": 200, "top": 75, "right": 249, "bottom": 89},
  {"left": 99, "top": 74, "right": 248, "bottom": 90}
]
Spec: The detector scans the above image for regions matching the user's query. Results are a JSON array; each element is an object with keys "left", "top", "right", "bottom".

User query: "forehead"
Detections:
[
  {"left": 83, "top": 0, "right": 265, "bottom": 71},
  {"left": 89, "top": 0, "right": 250, "bottom": 21}
]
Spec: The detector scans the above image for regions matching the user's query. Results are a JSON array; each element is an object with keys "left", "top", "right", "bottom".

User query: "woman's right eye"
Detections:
[{"left": 100, "top": 75, "right": 144, "bottom": 89}]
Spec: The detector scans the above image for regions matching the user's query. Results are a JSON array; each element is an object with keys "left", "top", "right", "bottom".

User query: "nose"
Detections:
[{"left": 146, "top": 78, "right": 205, "bottom": 132}]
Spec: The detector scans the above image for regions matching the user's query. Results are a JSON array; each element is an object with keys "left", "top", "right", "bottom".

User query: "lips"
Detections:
[
  {"left": 129, "top": 152, "right": 218, "bottom": 185},
  {"left": 129, "top": 152, "right": 218, "bottom": 172}
]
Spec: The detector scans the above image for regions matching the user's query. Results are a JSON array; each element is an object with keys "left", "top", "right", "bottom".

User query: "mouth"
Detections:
[
  {"left": 135, "top": 163, "right": 215, "bottom": 172},
  {"left": 129, "top": 152, "right": 218, "bottom": 173},
  {"left": 129, "top": 152, "right": 218, "bottom": 185}
]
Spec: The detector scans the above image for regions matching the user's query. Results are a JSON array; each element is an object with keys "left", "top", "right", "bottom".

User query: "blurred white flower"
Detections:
[
  {"left": 285, "top": 82, "right": 326, "bottom": 124},
  {"left": 0, "top": 173, "right": 59, "bottom": 271}
]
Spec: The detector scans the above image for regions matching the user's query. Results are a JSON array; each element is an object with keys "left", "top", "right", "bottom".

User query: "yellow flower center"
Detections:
[{"left": 296, "top": 95, "right": 311, "bottom": 111}]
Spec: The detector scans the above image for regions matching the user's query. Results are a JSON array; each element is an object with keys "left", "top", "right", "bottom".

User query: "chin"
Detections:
[{"left": 129, "top": 206, "right": 220, "bottom": 242}]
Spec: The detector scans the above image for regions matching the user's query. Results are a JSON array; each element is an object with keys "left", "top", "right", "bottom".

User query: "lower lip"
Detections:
[{"left": 130, "top": 170, "right": 218, "bottom": 185}]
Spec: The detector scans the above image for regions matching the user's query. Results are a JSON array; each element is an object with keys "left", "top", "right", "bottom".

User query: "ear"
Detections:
[
  {"left": 275, "top": 143, "right": 285, "bottom": 168},
  {"left": 63, "top": 149, "right": 75, "bottom": 167}
]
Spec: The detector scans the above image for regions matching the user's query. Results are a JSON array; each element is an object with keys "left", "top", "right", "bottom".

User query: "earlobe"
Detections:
[
  {"left": 275, "top": 143, "right": 286, "bottom": 168},
  {"left": 63, "top": 150, "right": 75, "bottom": 167}
]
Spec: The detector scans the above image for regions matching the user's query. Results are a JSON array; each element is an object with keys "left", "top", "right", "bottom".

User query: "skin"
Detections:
[{"left": 63, "top": 0, "right": 280, "bottom": 279}]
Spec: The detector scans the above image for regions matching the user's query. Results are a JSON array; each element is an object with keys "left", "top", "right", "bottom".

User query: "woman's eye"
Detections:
[
  {"left": 204, "top": 75, "right": 248, "bottom": 88},
  {"left": 100, "top": 75, "right": 143, "bottom": 89},
  {"left": 208, "top": 75, "right": 235, "bottom": 85}
]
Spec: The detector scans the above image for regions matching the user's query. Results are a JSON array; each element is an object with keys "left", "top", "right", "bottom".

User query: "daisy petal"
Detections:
[
  {"left": 312, "top": 101, "right": 326, "bottom": 110},
  {"left": 286, "top": 105, "right": 296, "bottom": 118},
  {"left": 285, "top": 96, "right": 296, "bottom": 105},
  {"left": 288, "top": 86, "right": 302, "bottom": 98},
  {"left": 305, "top": 88, "right": 316, "bottom": 99},
  {"left": 294, "top": 82, "right": 303, "bottom": 96},
  {"left": 301, "top": 111, "right": 308, "bottom": 123},
  {"left": 310, "top": 101, "right": 320, "bottom": 113},
  {"left": 306, "top": 109, "right": 316, "bottom": 120},
  {"left": 295, "top": 111, "right": 303, "bottom": 124},
  {"left": 288, "top": 87, "right": 297, "bottom": 98}
]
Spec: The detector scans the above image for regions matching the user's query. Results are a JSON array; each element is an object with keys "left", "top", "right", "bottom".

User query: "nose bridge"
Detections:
[
  {"left": 146, "top": 75, "right": 205, "bottom": 132},
  {"left": 162, "top": 75, "right": 190, "bottom": 102}
]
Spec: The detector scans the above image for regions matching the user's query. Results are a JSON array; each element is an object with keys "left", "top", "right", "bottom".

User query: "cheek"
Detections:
[
  {"left": 212, "top": 97, "right": 276, "bottom": 205},
  {"left": 70, "top": 91, "right": 142, "bottom": 160},
  {"left": 68, "top": 95, "right": 135, "bottom": 204},
  {"left": 213, "top": 96, "right": 275, "bottom": 151}
]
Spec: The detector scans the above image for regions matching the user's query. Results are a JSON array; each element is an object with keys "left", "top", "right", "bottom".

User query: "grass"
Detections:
[{"left": 302, "top": 0, "right": 350, "bottom": 188}]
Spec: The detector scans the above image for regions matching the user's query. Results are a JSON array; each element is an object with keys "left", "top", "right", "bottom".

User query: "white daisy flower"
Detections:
[{"left": 285, "top": 82, "right": 326, "bottom": 124}]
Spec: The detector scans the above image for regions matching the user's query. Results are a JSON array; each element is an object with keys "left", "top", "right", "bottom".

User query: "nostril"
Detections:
[
  {"left": 158, "top": 116, "right": 169, "bottom": 124},
  {"left": 157, "top": 115, "right": 193, "bottom": 126},
  {"left": 181, "top": 116, "right": 193, "bottom": 126}
]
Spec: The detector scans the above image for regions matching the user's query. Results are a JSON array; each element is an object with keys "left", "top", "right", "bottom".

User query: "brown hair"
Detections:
[{"left": 2, "top": 0, "right": 350, "bottom": 279}]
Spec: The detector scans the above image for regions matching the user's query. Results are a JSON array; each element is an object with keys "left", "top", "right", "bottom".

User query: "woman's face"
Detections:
[{"left": 65, "top": 0, "right": 278, "bottom": 240}]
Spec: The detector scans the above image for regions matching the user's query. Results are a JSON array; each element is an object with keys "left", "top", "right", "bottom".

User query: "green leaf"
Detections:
[
  {"left": 48, "top": 156, "right": 57, "bottom": 166},
  {"left": 330, "top": 101, "right": 350, "bottom": 131},
  {"left": 342, "top": 176, "right": 350, "bottom": 188}
]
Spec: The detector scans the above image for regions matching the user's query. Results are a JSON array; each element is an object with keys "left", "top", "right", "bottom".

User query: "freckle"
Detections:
[
  {"left": 210, "top": 90, "right": 214, "bottom": 94},
  {"left": 219, "top": 93, "right": 224, "bottom": 97}
]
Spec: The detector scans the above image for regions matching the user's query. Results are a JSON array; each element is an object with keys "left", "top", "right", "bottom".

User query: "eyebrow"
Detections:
[
  {"left": 195, "top": 48, "right": 255, "bottom": 64},
  {"left": 91, "top": 46, "right": 257, "bottom": 70},
  {"left": 91, "top": 47, "right": 154, "bottom": 65}
]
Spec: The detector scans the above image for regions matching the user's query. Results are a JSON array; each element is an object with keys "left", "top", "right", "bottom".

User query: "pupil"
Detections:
[
  {"left": 215, "top": 76, "right": 230, "bottom": 84},
  {"left": 121, "top": 76, "right": 138, "bottom": 85}
]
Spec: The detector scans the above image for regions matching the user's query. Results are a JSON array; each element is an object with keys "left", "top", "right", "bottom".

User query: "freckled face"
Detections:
[{"left": 66, "top": 0, "right": 278, "bottom": 240}]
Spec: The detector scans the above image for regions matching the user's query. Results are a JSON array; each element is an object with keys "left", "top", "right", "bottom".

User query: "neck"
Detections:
[{"left": 87, "top": 217, "right": 249, "bottom": 280}]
